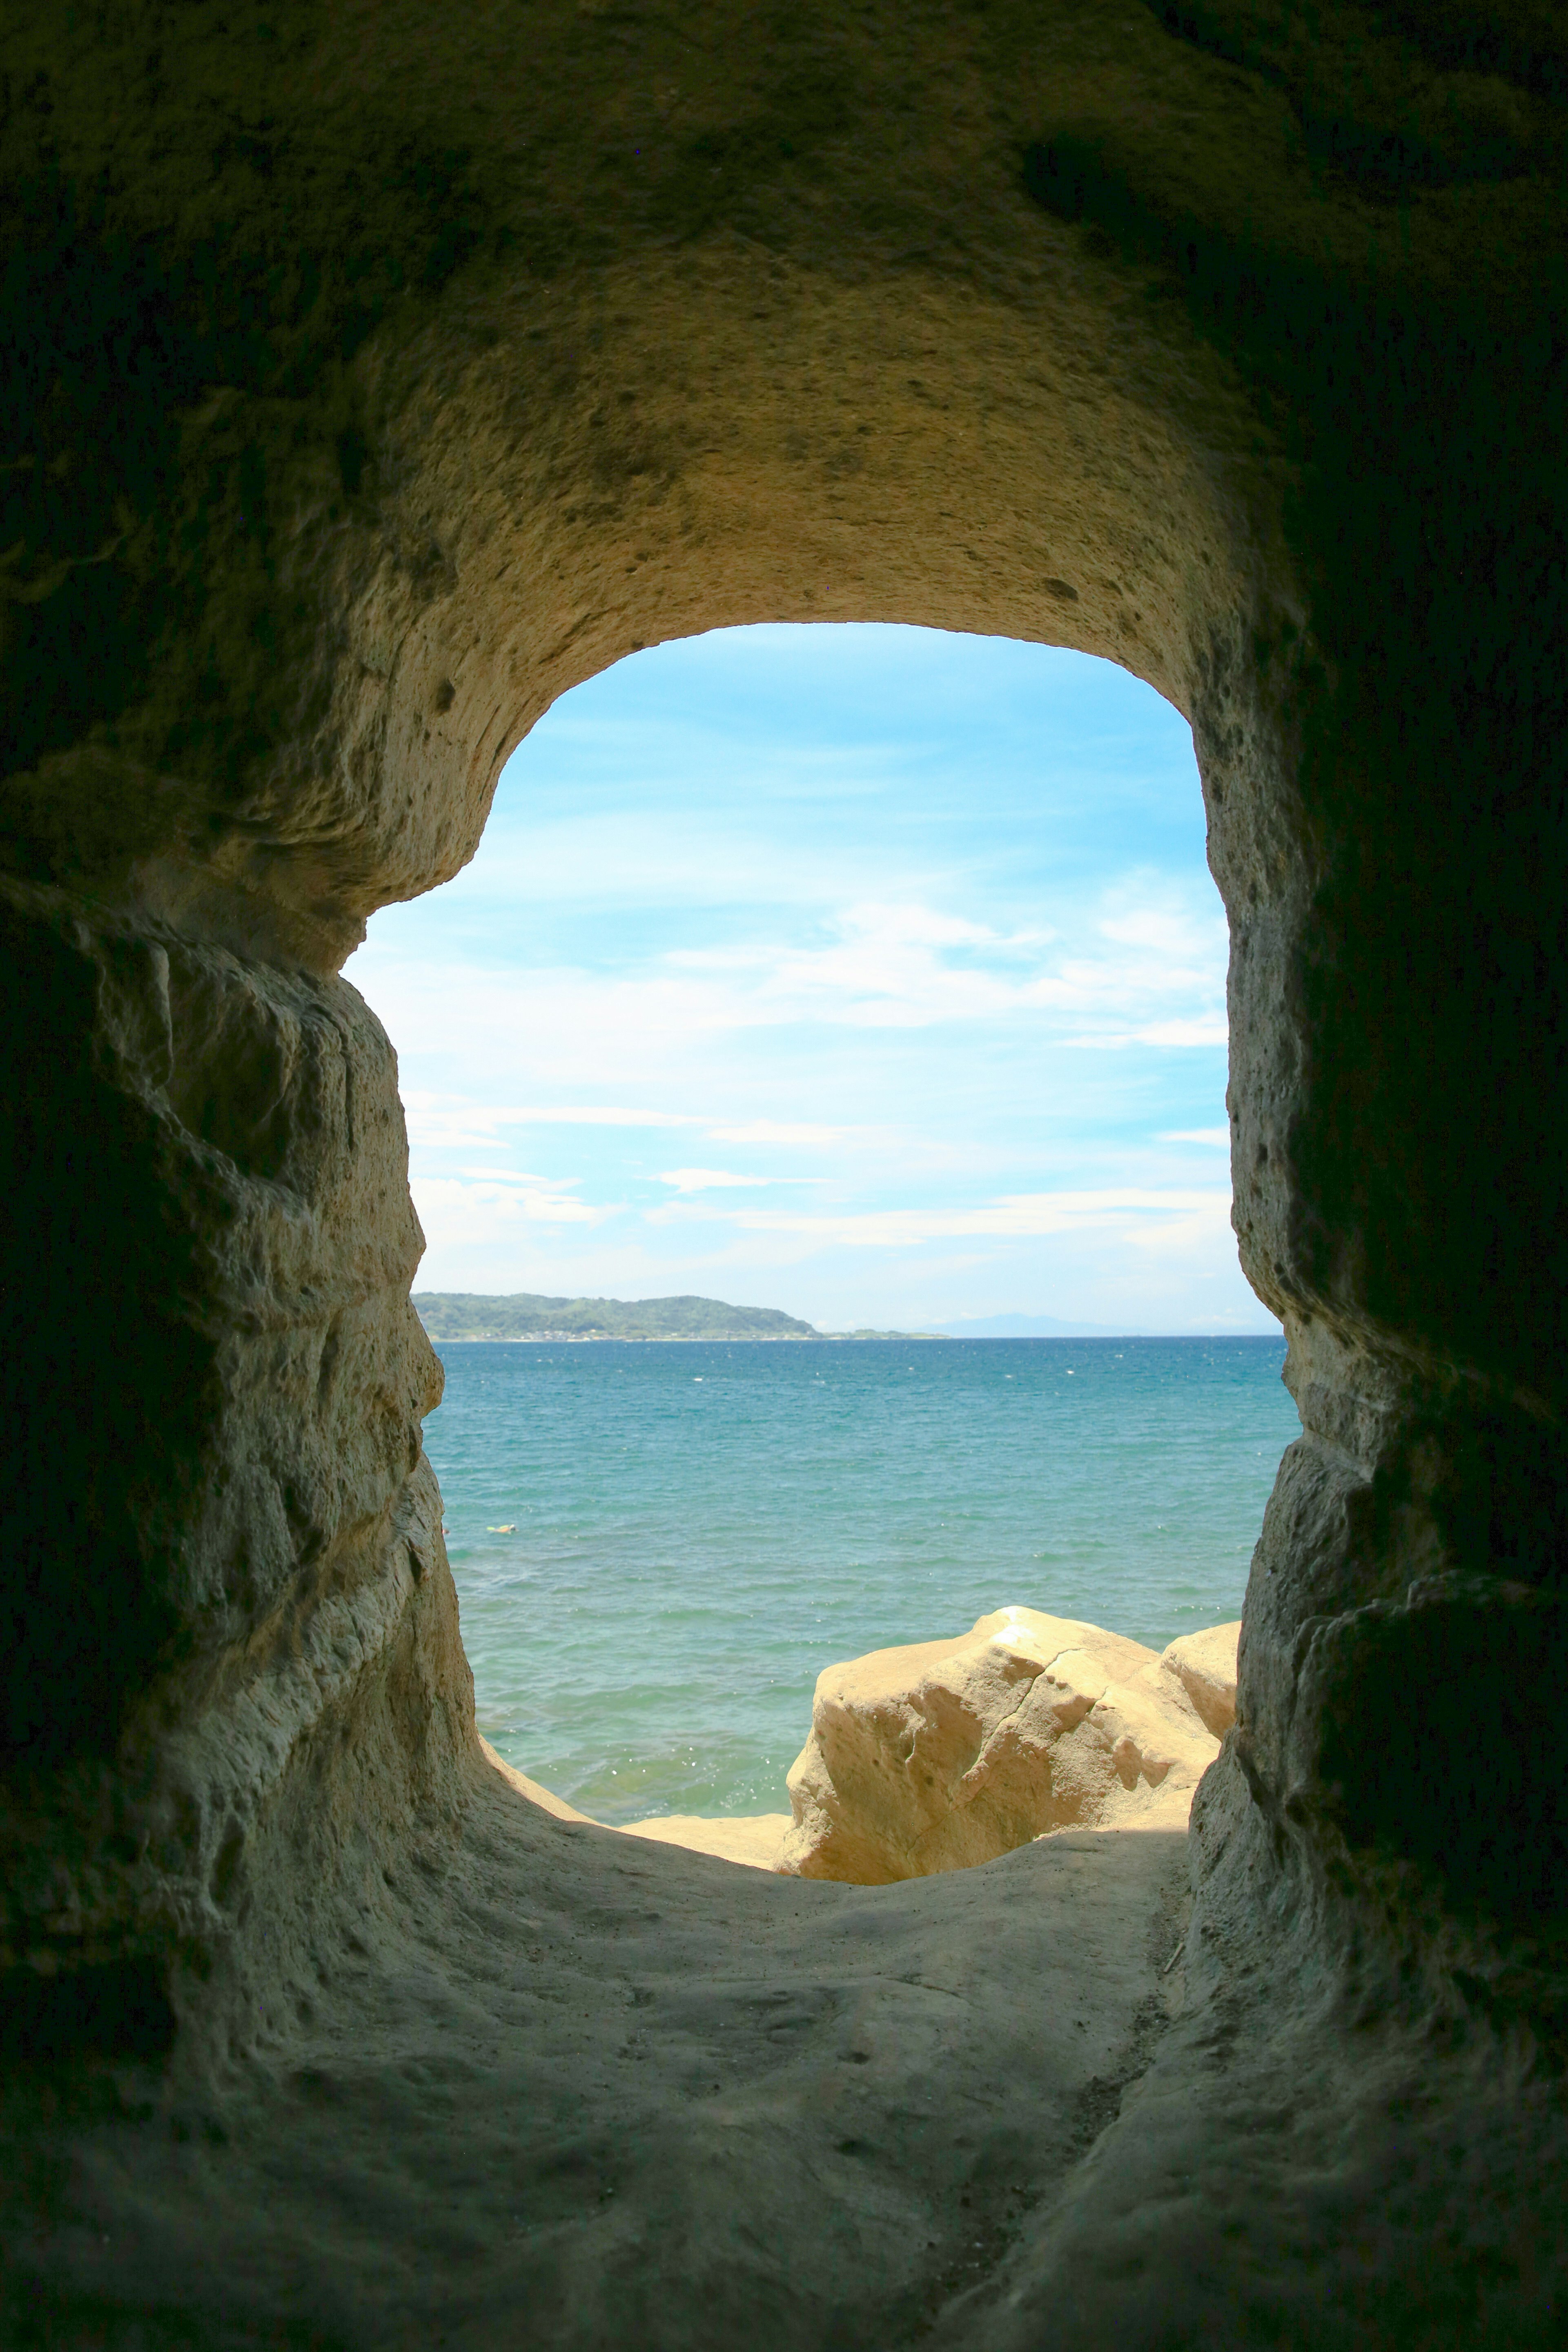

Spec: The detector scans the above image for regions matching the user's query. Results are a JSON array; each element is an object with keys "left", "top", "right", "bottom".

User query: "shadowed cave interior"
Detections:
[{"left": 3, "top": 2, "right": 1568, "bottom": 2344}]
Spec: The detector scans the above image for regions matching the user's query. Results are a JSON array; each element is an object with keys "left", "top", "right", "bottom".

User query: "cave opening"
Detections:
[{"left": 346, "top": 621, "right": 1296, "bottom": 1857}]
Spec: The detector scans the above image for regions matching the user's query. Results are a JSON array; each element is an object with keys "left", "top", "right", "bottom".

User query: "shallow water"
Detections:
[{"left": 427, "top": 1335, "right": 1298, "bottom": 1825}]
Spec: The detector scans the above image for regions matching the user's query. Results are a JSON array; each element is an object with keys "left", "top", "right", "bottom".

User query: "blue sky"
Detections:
[{"left": 348, "top": 624, "right": 1277, "bottom": 1333}]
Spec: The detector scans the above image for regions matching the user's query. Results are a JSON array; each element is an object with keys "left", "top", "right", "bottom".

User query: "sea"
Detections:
[{"left": 425, "top": 1335, "right": 1299, "bottom": 1826}]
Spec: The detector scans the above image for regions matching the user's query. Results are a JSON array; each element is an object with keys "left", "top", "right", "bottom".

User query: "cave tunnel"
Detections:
[{"left": 2, "top": 2, "right": 1567, "bottom": 2343}]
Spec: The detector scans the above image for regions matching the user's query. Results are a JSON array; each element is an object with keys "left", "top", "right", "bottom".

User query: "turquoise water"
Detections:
[{"left": 427, "top": 1336, "right": 1298, "bottom": 1826}]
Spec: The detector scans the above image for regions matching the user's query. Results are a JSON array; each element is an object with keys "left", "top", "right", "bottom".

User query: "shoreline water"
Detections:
[
  {"left": 428, "top": 1334, "right": 1298, "bottom": 1826},
  {"left": 423, "top": 1329, "right": 1275, "bottom": 1344},
  {"left": 423, "top": 1336, "right": 1278, "bottom": 1354}
]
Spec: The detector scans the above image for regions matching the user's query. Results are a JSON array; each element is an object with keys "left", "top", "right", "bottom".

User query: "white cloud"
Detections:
[
  {"left": 400, "top": 1094, "right": 867, "bottom": 1160},
  {"left": 500, "top": 1105, "right": 700, "bottom": 1127},
  {"left": 419, "top": 771, "right": 925, "bottom": 914},
  {"left": 1161, "top": 1127, "right": 1232, "bottom": 1147},
  {"left": 404, "top": 1094, "right": 701, "bottom": 1136},
  {"left": 414, "top": 1174, "right": 611, "bottom": 1232},
  {"left": 636, "top": 889, "right": 1223, "bottom": 1040},
  {"left": 1122, "top": 1202, "right": 1235, "bottom": 1254},
  {"left": 401, "top": 1096, "right": 708, "bottom": 1153},
  {"left": 657, "top": 1167, "right": 776, "bottom": 1193},
  {"left": 360, "top": 876, "right": 1226, "bottom": 1101},
  {"left": 705, "top": 1120, "right": 856, "bottom": 1145},
  {"left": 664, "top": 902, "right": 1060, "bottom": 1033},
  {"left": 673, "top": 1187, "right": 1234, "bottom": 1250},
  {"left": 1098, "top": 906, "right": 1210, "bottom": 954},
  {"left": 1134, "top": 1018, "right": 1229, "bottom": 1048}
]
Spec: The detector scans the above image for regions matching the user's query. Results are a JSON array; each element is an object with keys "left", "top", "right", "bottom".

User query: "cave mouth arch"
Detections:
[
  {"left": 3, "top": 190, "right": 1551, "bottom": 2042},
  {"left": 357, "top": 618, "right": 1287, "bottom": 1843},
  {"left": 5, "top": 218, "right": 1308, "bottom": 1968}
]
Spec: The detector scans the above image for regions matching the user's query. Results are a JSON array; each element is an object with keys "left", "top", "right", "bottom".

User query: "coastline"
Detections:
[{"left": 428, "top": 1330, "right": 944, "bottom": 1343}]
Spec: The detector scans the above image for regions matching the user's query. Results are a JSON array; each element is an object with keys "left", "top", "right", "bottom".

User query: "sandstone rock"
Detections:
[
  {"left": 1160, "top": 1622, "right": 1241, "bottom": 1738},
  {"left": 777, "top": 1607, "right": 1223, "bottom": 1884}
]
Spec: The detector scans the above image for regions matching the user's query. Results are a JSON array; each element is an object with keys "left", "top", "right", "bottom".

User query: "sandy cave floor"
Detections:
[
  {"left": 8, "top": 1762, "right": 1567, "bottom": 2350},
  {"left": 3, "top": 1770, "right": 1191, "bottom": 2350}
]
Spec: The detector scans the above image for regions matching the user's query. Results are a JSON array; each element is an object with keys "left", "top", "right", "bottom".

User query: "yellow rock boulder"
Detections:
[{"left": 777, "top": 1606, "right": 1229, "bottom": 1884}]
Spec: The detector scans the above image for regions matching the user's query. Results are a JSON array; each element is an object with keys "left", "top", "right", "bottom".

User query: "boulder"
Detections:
[
  {"left": 776, "top": 1606, "right": 1225, "bottom": 1884},
  {"left": 1160, "top": 1622, "right": 1241, "bottom": 1738}
]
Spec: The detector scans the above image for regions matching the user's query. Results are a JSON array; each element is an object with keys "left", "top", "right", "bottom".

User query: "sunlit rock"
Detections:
[
  {"left": 777, "top": 1607, "right": 1223, "bottom": 1883},
  {"left": 1160, "top": 1621, "right": 1241, "bottom": 1738}
]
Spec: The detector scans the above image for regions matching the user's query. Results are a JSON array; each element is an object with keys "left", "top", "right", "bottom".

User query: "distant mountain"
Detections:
[
  {"left": 928, "top": 1312, "right": 1127, "bottom": 1338},
  {"left": 413, "top": 1291, "right": 819, "bottom": 1341}
]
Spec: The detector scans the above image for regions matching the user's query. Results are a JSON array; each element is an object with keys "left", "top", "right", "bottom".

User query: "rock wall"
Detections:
[
  {"left": 0, "top": 876, "right": 479, "bottom": 2055},
  {"left": 2, "top": 0, "right": 1567, "bottom": 2334}
]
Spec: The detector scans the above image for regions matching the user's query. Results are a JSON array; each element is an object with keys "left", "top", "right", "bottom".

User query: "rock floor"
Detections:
[
  {"left": 5, "top": 1765, "right": 1565, "bottom": 2349},
  {"left": 3, "top": 1772, "right": 1189, "bottom": 2350}
]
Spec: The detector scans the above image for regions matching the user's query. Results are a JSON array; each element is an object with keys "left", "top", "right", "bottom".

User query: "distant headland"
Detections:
[{"left": 412, "top": 1291, "right": 938, "bottom": 1342}]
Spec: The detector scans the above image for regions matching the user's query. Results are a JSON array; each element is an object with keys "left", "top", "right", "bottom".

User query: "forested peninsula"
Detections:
[{"left": 413, "top": 1292, "right": 821, "bottom": 1341}]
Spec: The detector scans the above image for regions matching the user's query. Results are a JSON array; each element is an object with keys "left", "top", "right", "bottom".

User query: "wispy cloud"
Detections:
[
  {"left": 415, "top": 1174, "right": 611, "bottom": 1229},
  {"left": 373, "top": 878, "right": 1224, "bottom": 1076},
  {"left": 657, "top": 1167, "right": 778, "bottom": 1193},
  {"left": 651, "top": 889, "right": 1220, "bottom": 1039},
  {"left": 705, "top": 1120, "right": 858, "bottom": 1146},
  {"left": 1136, "top": 1018, "right": 1229, "bottom": 1048},
  {"left": 403, "top": 1095, "right": 704, "bottom": 1150},
  {"left": 402, "top": 1095, "right": 870, "bottom": 1158},
  {"left": 1161, "top": 1127, "right": 1232, "bottom": 1146},
  {"left": 658, "top": 1187, "right": 1234, "bottom": 1250}
]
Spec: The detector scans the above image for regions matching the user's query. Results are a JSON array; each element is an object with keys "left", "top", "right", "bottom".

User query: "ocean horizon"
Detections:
[{"left": 427, "top": 1334, "right": 1300, "bottom": 1826}]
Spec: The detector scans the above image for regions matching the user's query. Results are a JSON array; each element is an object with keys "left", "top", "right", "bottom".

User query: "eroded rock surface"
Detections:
[
  {"left": 2, "top": 1767, "right": 1199, "bottom": 2350},
  {"left": 4, "top": 0, "right": 1568, "bottom": 2336},
  {"left": 1160, "top": 1621, "right": 1241, "bottom": 1738},
  {"left": 0, "top": 878, "right": 474, "bottom": 2061},
  {"left": 779, "top": 1608, "right": 1225, "bottom": 1882}
]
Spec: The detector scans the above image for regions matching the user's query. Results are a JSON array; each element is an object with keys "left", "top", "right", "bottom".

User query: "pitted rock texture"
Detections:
[
  {"left": 0, "top": 877, "right": 476, "bottom": 2054},
  {"left": 779, "top": 1609, "right": 1223, "bottom": 1883}
]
